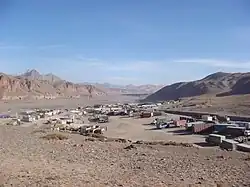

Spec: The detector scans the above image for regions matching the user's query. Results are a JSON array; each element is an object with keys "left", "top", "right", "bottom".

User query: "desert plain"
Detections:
[{"left": 0, "top": 95, "right": 249, "bottom": 187}]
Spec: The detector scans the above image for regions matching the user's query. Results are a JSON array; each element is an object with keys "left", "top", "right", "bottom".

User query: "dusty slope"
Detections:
[
  {"left": 144, "top": 72, "right": 250, "bottom": 102},
  {"left": 94, "top": 83, "right": 164, "bottom": 94},
  {"left": 21, "top": 69, "right": 62, "bottom": 83},
  {"left": 0, "top": 71, "right": 105, "bottom": 100},
  {"left": 167, "top": 94, "right": 250, "bottom": 116},
  {"left": 0, "top": 125, "right": 249, "bottom": 187}
]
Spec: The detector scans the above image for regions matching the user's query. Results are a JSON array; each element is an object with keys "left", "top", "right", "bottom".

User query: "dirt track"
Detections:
[{"left": 102, "top": 116, "right": 205, "bottom": 144}]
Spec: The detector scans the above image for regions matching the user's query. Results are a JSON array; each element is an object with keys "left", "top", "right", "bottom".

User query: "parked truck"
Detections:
[
  {"left": 154, "top": 118, "right": 171, "bottom": 129},
  {"left": 88, "top": 115, "right": 109, "bottom": 123}
]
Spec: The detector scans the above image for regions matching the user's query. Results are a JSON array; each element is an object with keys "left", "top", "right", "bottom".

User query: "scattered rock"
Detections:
[
  {"left": 244, "top": 156, "right": 250, "bottom": 161},
  {"left": 216, "top": 155, "right": 225, "bottom": 159},
  {"left": 133, "top": 140, "right": 193, "bottom": 147},
  {"left": 41, "top": 133, "right": 68, "bottom": 140},
  {"left": 216, "top": 182, "right": 229, "bottom": 187},
  {"left": 124, "top": 144, "right": 136, "bottom": 150},
  {"left": 31, "top": 129, "right": 47, "bottom": 134}
]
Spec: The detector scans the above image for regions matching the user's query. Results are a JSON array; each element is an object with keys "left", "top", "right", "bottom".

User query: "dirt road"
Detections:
[{"left": 102, "top": 116, "right": 205, "bottom": 144}]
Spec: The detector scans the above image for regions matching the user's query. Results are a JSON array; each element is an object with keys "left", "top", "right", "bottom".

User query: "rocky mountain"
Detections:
[
  {"left": 0, "top": 70, "right": 105, "bottom": 100},
  {"left": 144, "top": 72, "right": 250, "bottom": 102},
  {"left": 93, "top": 83, "right": 164, "bottom": 94},
  {"left": 21, "top": 69, "right": 62, "bottom": 83},
  {"left": 124, "top": 84, "right": 164, "bottom": 93}
]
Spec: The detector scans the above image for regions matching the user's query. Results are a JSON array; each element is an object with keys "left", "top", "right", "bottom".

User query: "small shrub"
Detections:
[
  {"left": 216, "top": 182, "right": 229, "bottom": 187},
  {"left": 244, "top": 155, "right": 250, "bottom": 161},
  {"left": 31, "top": 129, "right": 47, "bottom": 134},
  {"left": 41, "top": 133, "right": 68, "bottom": 140},
  {"left": 133, "top": 140, "right": 193, "bottom": 147}
]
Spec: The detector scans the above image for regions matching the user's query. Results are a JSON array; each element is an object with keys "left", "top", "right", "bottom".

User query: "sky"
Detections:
[{"left": 0, "top": 0, "right": 250, "bottom": 85}]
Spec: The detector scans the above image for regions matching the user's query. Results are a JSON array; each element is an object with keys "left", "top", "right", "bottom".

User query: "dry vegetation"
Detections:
[
  {"left": 31, "top": 129, "right": 47, "bottom": 134},
  {"left": 41, "top": 133, "right": 69, "bottom": 140}
]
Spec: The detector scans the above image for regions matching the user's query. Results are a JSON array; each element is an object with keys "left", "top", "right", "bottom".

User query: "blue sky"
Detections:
[{"left": 0, "top": 0, "right": 250, "bottom": 85}]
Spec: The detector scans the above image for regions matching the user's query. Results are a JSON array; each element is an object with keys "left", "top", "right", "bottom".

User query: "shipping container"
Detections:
[
  {"left": 214, "top": 124, "right": 236, "bottom": 133},
  {"left": 220, "top": 139, "right": 238, "bottom": 151},
  {"left": 152, "top": 111, "right": 162, "bottom": 116},
  {"left": 237, "top": 144, "right": 250, "bottom": 152},
  {"left": 192, "top": 123, "right": 214, "bottom": 134},
  {"left": 222, "top": 126, "right": 246, "bottom": 138},
  {"left": 173, "top": 120, "right": 186, "bottom": 127},
  {"left": 206, "top": 134, "right": 226, "bottom": 145},
  {"left": 0, "top": 114, "right": 10, "bottom": 118},
  {"left": 180, "top": 116, "right": 195, "bottom": 123},
  {"left": 234, "top": 121, "right": 250, "bottom": 129},
  {"left": 202, "top": 115, "right": 213, "bottom": 122},
  {"left": 140, "top": 112, "right": 152, "bottom": 118},
  {"left": 186, "top": 121, "right": 204, "bottom": 130}
]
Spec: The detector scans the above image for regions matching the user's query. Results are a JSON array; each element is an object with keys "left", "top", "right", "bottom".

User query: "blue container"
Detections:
[
  {"left": 214, "top": 124, "right": 235, "bottom": 133},
  {"left": 0, "top": 114, "right": 10, "bottom": 118}
]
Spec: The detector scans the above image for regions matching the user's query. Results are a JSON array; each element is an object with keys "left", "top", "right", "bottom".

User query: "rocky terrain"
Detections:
[
  {"left": 0, "top": 70, "right": 106, "bottom": 100},
  {"left": 145, "top": 72, "right": 250, "bottom": 102},
  {"left": 93, "top": 83, "right": 164, "bottom": 94},
  {"left": 0, "top": 69, "right": 164, "bottom": 100},
  {"left": 164, "top": 94, "right": 250, "bottom": 116},
  {"left": 0, "top": 124, "right": 249, "bottom": 187},
  {"left": 21, "top": 69, "right": 62, "bottom": 83}
]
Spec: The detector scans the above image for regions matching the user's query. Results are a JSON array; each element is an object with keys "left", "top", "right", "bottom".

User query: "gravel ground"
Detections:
[
  {"left": 102, "top": 116, "right": 206, "bottom": 144},
  {"left": 0, "top": 95, "right": 137, "bottom": 113},
  {"left": 0, "top": 125, "right": 249, "bottom": 187}
]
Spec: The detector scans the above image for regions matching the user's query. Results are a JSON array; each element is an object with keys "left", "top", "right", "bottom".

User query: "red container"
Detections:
[
  {"left": 140, "top": 112, "right": 152, "bottom": 118},
  {"left": 174, "top": 120, "right": 186, "bottom": 127},
  {"left": 192, "top": 123, "right": 214, "bottom": 134}
]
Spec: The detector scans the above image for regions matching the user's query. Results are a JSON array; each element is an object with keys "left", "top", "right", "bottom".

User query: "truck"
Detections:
[
  {"left": 202, "top": 115, "right": 213, "bottom": 122},
  {"left": 88, "top": 115, "right": 109, "bottom": 123},
  {"left": 154, "top": 118, "right": 170, "bottom": 129},
  {"left": 80, "top": 125, "right": 107, "bottom": 135}
]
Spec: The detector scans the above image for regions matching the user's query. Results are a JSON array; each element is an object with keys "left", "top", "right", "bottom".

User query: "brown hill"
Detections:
[
  {"left": 0, "top": 71, "right": 106, "bottom": 100},
  {"left": 93, "top": 83, "right": 163, "bottom": 94},
  {"left": 21, "top": 69, "right": 62, "bottom": 83},
  {"left": 144, "top": 72, "right": 250, "bottom": 102},
  {"left": 124, "top": 84, "right": 164, "bottom": 93}
]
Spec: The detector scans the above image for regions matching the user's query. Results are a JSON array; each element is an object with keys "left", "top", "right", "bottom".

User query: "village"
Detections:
[{"left": 1, "top": 100, "right": 250, "bottom": 153}]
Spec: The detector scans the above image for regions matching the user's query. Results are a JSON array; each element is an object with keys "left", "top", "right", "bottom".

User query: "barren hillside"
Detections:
[
  {"left": 144, "top": 72, "right": 250, "bottom": 102},
  {"left": 21, "top": 69, "right": 62, "bottom": 83},
  {"left": 94, "top": 83, "right": 164, "bottom": 94},
  {"left": 0, "top": 70, "right": 106, "bottom": 100}
]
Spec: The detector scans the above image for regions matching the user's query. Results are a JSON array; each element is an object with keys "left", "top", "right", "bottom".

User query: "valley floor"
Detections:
[
  {"left": 0, "top": 95, "right": 250, "bottom": 186},
  {"left": 0, "top": 95, "right": 137, "bottom": 114},
  {"left": 0, "top": 115, "right": 249, "bottom": 187}
]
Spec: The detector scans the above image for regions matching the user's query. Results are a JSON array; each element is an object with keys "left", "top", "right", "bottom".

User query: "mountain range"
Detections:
[
  {"left": 0, "top": 69, "right": 163, "bottom": 100},
  {"left": 144, "top": 72, "right": 250, "bottom": 102},
  {"left": 20, "top": 69, "right": 62, "bottom": 83},
  {"left": 93, "top": 83, "right": 164, "bottom": 94},
  {"left": 0, "top": 70, "right": 105, "bottom": 100},
  {"left": 2, "top": 69, "right": 250, "bottom": 101}
]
